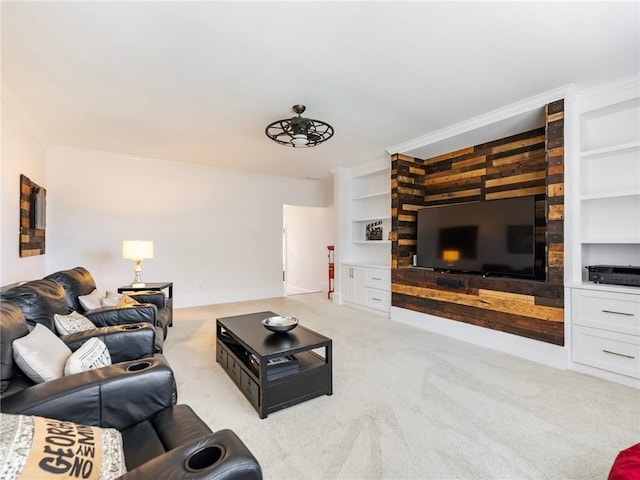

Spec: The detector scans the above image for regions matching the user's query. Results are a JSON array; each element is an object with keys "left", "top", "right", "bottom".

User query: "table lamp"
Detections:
[{"left": 122, "top": 240, "right": 154, "bottom": 287}]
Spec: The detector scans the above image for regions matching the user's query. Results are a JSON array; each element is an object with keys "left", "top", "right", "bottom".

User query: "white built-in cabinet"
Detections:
[
  {"left": 568, "top": 74, "right": 640, "bottom": 388},
  {"left": 342, "top": 263, "right": 391, "bottom": 314},
  {"left": 342, "top": 264, "right": 365, "bottom": 306},
  {"left": 334, "top": 159, "right": 392, "bottom": 315}
]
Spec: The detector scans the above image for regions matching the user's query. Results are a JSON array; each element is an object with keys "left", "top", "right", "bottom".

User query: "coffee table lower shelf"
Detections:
[{"left": 216, "top": 339, "right": 332, "bottom": 418}]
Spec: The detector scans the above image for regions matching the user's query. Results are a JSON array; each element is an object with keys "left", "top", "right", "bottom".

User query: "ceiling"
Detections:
[{"left": 2, "top": 1, "right": 638, "bottom": 180}]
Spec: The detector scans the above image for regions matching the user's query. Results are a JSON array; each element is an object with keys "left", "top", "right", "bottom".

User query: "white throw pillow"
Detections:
[
  {"left": 78, "top": 289, "right": 103, "bottom": 311},
  {"left": 100, "top": 291, "right": 122, "bottom": 307},
  {"left": 64, "top": 337, "right": 112, "bottom": 376},
  {"left": 0, "top": 412, "right": 126, "bottom": 480},
  {"left": 54, "top": 311, "right": 97, "bottom": 335},
  {"left": 12, "top": 324, "right": 72, "bottom": 383}
]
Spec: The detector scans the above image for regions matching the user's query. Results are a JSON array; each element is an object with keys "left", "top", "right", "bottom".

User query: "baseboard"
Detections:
[
  {"left": 390, "top": 306, "right": 569, "bottom": 370},
  {"left": 569, "top": 361, "right": 640, "bottom": 389},
  {"left": 175, "top": 286, "right": 284, "bottom": 308}
]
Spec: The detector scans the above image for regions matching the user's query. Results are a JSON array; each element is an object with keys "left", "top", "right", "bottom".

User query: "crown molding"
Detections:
[
  {"left": 386, "top": 84, "right": 575, "bottom": 155},
  {"left": 577, "top": 72, "right": 640, "bottom": 113}
]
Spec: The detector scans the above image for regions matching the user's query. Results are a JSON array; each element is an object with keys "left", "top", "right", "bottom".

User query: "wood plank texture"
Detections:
[
  {"left": 19, "top": 174, "right": 46, "bottom": 257},
  {"left": 390, "top": 99, "right": 565, "bottom": 345}
]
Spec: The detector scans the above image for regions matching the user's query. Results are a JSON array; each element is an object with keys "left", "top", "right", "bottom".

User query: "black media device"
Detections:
[
  {"left": 416, "top": 195, "right": 544, "bottom": 280},
  {"left": 586, "top": 265, "right": 640, "bottom": 287}
]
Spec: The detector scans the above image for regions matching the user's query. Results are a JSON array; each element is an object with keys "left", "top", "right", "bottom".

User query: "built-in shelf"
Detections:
[
  {"left": 353, "top": 215, "right": 392, "bottom": 222},
  {"left": 581, "top": 190, "right": 640, "bottom": 201},
  {"left": 353, "top": 190, "right": 391, "bottom": 201},
  {"left": 582, "top": 239, "right": 640, "bottom": 245},
  {"left": 567, "top": 281, "right": 640, "bottom": 295},
  {"left": 567, "top": 76, "right": 640, "bottom": 388},
  {"left": 353, "top": 240, "right": 391, "bottom": 244},
  {"left": 580, "top": 140, "right": 640, "bottom": 158}
]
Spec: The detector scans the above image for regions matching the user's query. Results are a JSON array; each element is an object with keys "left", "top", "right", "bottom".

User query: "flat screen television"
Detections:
[{"left": 416, "top": 195, "right": 544, "bottom": 280}]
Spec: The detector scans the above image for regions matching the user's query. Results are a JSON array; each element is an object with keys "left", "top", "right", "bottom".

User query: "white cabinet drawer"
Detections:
[
  {"left": 572, "top": 289, "right": 640, "bottom": 335},
  {"left": 572, "top": 325, "right": 640, "bottom": 379},
  {"left": 365, "top": 288, "right": 391, "bottom": 312},
  {"left": 365, "top": 268, "right": 390, "bottom": 290}
]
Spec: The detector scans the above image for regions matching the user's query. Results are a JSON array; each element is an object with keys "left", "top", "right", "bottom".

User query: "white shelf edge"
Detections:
[
  {"left": 581, "top": 238, "right": 640, "bottom": 245},
  {"left": 567, "top": 281, "right": 640, "bottom": 295},
  {"left": 352, "top": 190, "right": 391, "bottom": 201},
  {"left": 352, "top": 216, "right": 392, "bottom": 222},
  {"left": 353, "top": 240, "right": 392, "bottom": 244},
  {"left": 581, "top": 190, "right": 640, "bottom": 201},
  {"left": 580, "top": 140, "right": 640, "bottom": 158}
]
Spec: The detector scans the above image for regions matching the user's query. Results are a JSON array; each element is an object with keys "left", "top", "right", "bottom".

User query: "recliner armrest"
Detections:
[
  {"left": 1, "top": 355, "right": 176, "bottom": 430},
  {"left": 61, "top": 323, "right": 156, "bottom": 362},
  {"left": 85, "top": 303, "right": 158, "bottom": 327},
  {"left": 126, "top": 291, "right": 166, "bottom": 309},
  {"left": 120, "top": 429, "right": 262, "bottom": 480}
]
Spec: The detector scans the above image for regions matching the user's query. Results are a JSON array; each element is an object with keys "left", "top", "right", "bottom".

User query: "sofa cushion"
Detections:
[
  {"left": 0, "top": 412, "right": 126, "bottom": 480},
  {"left": 64, "top": 337, "right": 112, "bottom": 376},
  {"left": 79, "top": 289, "right": 104, "bottom": 311},
  {"left": 44, "top": 266, "right": 98, "bottom": 313},
  {"left": 12, "top": 324, "right": 72, "bottom": 383},
  {"left": 54, "top": 311, "right": 97, "bottom": 335},
  {"left": 0, "top": 302, "right": 29, "bottom": 394},
  {"left": 0, "top": 279, "right": 69, "bottom": 331}
]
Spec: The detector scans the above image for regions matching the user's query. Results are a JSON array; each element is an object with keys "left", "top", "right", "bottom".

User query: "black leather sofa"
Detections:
[
  {"left": 0, "top": 301, "right": 262, "bottom": 479},
  {"left": 1, "top": 269, "right": 166, "bottom": 352}
]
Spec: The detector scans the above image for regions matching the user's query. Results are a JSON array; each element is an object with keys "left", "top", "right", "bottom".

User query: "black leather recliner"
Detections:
[
  {"left": 45, "top": 266, "right": 172, "bottom": 338},
  {"left": 2, "top": 273, "right": 164, "bottom": 352},
  {"left": 0, "top": 302, "right": 262, "bottom": 479},
  {"left": 0, "top": 301, "right": 170, "bottom": 416}
]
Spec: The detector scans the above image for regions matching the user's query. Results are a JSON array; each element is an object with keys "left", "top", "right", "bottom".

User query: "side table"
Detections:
[
  {"left": 118, "top": 281, "right": 173, "bottom": 299},
  {"left": 118, "top": 282, "right": 173, "bottom": 326}
]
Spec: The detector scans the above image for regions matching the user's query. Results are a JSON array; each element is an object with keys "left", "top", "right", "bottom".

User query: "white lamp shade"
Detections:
[{"left": 122, "top": 240, "right": 154, "bottom": 260}]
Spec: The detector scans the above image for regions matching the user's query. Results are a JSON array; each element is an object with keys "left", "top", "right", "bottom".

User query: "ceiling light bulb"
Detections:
[{"left": 291, "top": 134, "right": 309, "bottom": 146}]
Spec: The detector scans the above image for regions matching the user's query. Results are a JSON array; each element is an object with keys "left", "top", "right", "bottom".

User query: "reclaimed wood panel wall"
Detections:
[
  {"left": 19, "top": 174, "right": 46, "bottom": 257},
  {"left": 390, "top": 100, "right": 565, "bottom": 345}
]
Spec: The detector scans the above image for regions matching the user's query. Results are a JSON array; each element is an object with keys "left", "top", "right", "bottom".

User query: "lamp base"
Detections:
[{"left": 131, "top": 281, "right": 146, "bottom": 288}]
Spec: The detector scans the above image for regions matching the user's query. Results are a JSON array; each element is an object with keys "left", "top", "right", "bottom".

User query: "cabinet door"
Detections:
[{"left": 342, "top": 266, "right": 365, "bottom": 305}]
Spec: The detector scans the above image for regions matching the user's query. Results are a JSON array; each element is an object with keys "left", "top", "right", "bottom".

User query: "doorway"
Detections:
[{"left": 283, "top": 205, "right": 333, "bottom": 296}]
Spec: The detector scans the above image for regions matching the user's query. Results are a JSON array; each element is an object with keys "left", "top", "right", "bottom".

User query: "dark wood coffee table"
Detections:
[{"left": 216, "top": 311, "right": 332, "bottom": 418}]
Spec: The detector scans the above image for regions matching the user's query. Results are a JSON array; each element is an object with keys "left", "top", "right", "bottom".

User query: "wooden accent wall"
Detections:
[
  {"left": 391, "top": 100, "right": 565, "bottom": 345},
  {"left": 19, "top": 174, "right": 46, "bottom": 257}
]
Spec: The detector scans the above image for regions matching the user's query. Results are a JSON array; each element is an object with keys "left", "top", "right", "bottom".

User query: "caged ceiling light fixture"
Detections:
[{"left": 265, "top": 105, "right": 334, "bottom": 147}]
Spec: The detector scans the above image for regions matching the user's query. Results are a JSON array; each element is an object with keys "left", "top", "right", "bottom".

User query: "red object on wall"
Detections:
[{"left": 327, "top": 245, "right": 335, "bottom": 299}]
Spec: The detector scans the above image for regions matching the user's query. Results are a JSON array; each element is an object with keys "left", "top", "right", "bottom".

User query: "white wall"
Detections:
[
  {"left": 283, "top": 205, "right": 333, "bottom": 294},
  {"left": 45, "top": 146, "right": 330, "bottom": 307},
  {"left": 1, "top": 94, "right": 48, "bottom": 284}
]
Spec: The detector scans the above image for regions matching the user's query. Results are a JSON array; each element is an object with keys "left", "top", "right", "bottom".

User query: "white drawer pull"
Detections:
[
  {"left": 601, "top": 309, "right": 634, "bottom": 316},
  {"left": 602, "top": 349, "right": 636, "bottom": 359},
  {"left": 371, "top": 297, "right": 381, "bottom": 301},
  {"left": 371, "top": 277, "right": 381, "bottom": 280}
]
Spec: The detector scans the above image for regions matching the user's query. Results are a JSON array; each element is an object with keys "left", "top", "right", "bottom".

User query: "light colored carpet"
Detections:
[{"left": 163, "top": 293, "right": 639, "bottom": 479}]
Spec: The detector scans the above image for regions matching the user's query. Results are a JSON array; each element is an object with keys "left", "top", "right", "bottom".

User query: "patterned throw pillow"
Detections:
[
  {"left": 54, "top": 311, "right": 97, "bottom": 335},
  {"left": 64, "top": 338, "right": 112, "bottom": 376},
  {"left": 0, "top": 412, "right": 126, "bottom": 480}
]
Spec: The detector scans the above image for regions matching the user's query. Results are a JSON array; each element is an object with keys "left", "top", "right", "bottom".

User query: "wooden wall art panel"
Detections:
[
  {"left": 19, "top": 174, "right": 46, "bottom": 257},
  {"left": 390, "top": 100, "right": 565, "bottom": 345}
]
